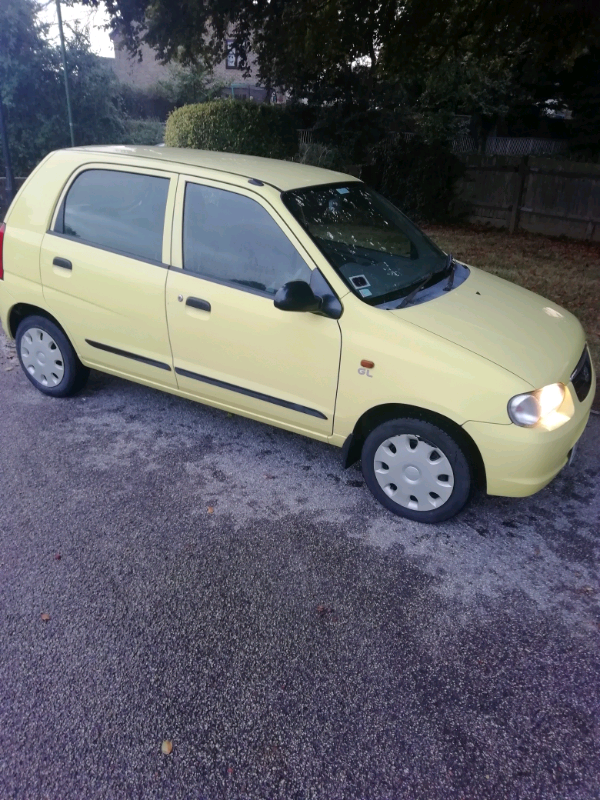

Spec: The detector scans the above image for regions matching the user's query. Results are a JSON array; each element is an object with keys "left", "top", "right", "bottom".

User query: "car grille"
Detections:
[{"left": 570, "top": 346, "right": 593, "bottom": 402}]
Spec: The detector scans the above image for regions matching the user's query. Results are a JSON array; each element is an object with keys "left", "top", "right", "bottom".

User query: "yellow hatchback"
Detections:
[{"left": 0, "top": 146, "right": 595, "bottom": 522}]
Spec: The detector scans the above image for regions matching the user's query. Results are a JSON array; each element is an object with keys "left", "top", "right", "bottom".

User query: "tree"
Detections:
[
  {"left": 80, "top": 0, "right": 600, "bottom": 98},
  {"left": 0, "top": 0, "right": 125, "bottom": 176},
  {"left": 156, "top": 61, "right": 225, "bottom": 107},
  {"left": 77, "top": 0, "right": 600, "bottom": 160}
]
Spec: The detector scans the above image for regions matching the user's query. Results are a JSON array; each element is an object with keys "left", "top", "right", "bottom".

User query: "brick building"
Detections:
[{"left": 110, "top": 33, "right": 284, "bottom": 103}]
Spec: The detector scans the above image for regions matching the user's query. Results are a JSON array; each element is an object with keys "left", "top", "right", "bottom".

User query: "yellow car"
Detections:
[{"left": 0, "top": 146, "right": 595, "bottom": 522}]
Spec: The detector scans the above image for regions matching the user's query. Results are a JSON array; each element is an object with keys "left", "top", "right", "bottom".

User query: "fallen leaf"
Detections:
[
  {"left": 41, "top": 613, "right": 50, "bottom": 622},
  {"left": 207, "top": 507, "right": 214, "bottom": 514},
  {"left": 161, "top": 740, "right": 173, "bottom": 755}
]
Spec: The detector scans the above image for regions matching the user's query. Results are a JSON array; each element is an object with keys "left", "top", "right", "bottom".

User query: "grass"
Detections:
[{"left": 423, "top": 223, "right": 600, "bottom": 369}]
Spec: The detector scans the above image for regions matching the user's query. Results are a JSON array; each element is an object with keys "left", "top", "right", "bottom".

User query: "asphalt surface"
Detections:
[{"left": 1, "top": 330, "right": 599, "bottom": 800}]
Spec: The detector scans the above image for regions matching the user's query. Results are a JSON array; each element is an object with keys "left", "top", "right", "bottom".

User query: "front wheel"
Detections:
[
  {"left": 361, "top": 418, "right": 472, "bottom": 523},
  {"left": 16, "top": 315, "right": 89, "bottom": 397}
]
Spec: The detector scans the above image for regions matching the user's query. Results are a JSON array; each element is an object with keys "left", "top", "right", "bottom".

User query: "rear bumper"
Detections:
[
  {"left": 0, "top": 282, "right": 16, "bottom": 339},
  {"left": 464, "top": 369, "right": 595, "bottom": 497}
]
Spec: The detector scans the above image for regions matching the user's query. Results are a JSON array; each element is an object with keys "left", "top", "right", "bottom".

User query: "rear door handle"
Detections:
[
  {"left": 186, "top": 297, "right": 211, "bottom": 312},
  {"left": 52, "top": 257, "right": 72, "bottom": 270}
]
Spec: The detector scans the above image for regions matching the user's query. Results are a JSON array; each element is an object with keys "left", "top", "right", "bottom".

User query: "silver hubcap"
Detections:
[
  {"left": 20, "top": 327, "right": 65, "bottom": 388},
  {"left": 374, "top": 434, "right": 454, "bottom": 511}
]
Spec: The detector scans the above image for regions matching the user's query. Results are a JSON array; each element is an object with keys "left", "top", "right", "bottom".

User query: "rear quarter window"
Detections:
[{"left": 56, "top": 169, "right": 169, "bottom": 262}]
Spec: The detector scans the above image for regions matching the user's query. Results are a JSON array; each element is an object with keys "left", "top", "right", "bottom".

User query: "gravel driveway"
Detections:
[{"left": 1, "top": 331, "right": 599, "bottom": 800}]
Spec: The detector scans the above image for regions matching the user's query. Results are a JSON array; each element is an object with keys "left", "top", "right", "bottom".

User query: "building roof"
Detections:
[{"left": 71, "top": 146, "right": 358, "bottom": 191}]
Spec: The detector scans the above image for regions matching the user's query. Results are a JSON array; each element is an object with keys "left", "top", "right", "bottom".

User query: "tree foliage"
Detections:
[
  {"left": 82, "top": 0, "right": 600, "bottom": 101},
  {"left": 75, "top": 0, "right": 600, "bottom": 159},
  {"left": 368, "top": 136, "right": 465, "bottom": 221},
  {"left": 0, "top": 0, "right": 126, "bottom": 175}
]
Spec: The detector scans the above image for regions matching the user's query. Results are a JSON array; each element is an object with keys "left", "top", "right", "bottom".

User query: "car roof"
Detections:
[{"left": 69, "top": 145, "right": 359, "bottom": 192}]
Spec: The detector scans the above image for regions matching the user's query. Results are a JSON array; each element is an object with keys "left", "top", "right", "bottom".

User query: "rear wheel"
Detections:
[
  {"left": 16, "top": 315, "right": 89, "bottom": 397},
  {"left": 361, "top": 417, "right": 472, "bottom": 523}
]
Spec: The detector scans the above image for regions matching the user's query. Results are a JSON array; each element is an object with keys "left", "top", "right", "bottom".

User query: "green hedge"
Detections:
[
  {"left": 122, "top": 118, "right": 166, "bottom": 145},
  {"left": 164, "top": 99, "right": 298, "bottom": 159}
]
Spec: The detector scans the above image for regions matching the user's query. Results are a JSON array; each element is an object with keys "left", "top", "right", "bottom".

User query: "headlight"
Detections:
[{"left": 508, "top": 383, "right": 565, "bottom": 427}]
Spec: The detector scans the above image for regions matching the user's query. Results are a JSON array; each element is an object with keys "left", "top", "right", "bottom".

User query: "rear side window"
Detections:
[
  {"left": 57, "top": 169, "right": 169, "bottom": 262},
  {"left": 183, "top": 183, "right": 311, "bottom": 295}
]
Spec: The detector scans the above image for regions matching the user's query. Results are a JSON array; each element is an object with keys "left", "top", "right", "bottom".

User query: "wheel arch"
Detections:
[
  {"left": 9, "top": 303, "right": 69, "bottom": 340},
  {"left": 341, "top": 403, "right": 487, "bottom": 491}
]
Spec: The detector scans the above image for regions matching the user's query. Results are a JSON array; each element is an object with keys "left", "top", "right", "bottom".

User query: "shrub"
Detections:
[
  {"left": 122, "top": 118, "right": 166, "bottom": 146},
  {"left": 368, "top": 136, "right": 465, "bottom": 222},
  {"left": 164, "top": 99, "right": 298, "bottom": 159},
  {"left": 292, "top": 142, "right": 346, "bottom": 171},
  {"left": 118, "top": 83, "right": 174, "bottom": 121},
  {"left": 156, "top": 63, "right": 225, "bottom": 109},
  {"left": 311, "top": 104, "right": 407, "bottom": 165}
]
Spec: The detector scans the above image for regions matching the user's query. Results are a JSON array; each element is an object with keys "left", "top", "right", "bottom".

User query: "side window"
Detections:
[
  {"left": 57, "top": 169, "right": 169, "bottom": 262},
  {"left": 183, "top": 183, "right": 311, "bottom": 295}
]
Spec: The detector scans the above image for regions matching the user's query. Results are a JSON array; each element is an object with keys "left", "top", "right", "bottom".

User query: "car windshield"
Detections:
[{"left": 282, "top": 183, "right": 448, "bottom": 306}]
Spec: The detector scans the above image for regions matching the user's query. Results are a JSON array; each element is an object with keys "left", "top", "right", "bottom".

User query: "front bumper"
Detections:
[{"left": 463, "top": 365, "right": 595, "bottom": 497}]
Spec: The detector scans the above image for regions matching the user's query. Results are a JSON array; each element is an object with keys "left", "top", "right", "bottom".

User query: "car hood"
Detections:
[{"left": 391, "top": 266, "right": 586, "bottom": 388}]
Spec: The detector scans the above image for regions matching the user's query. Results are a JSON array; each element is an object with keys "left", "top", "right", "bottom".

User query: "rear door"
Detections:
[
  {"left": 165, "top": 176, "right": 342, "bottom": 438},
  {"left": 40, "top": 165, "right": 177, "bottom": 387}
]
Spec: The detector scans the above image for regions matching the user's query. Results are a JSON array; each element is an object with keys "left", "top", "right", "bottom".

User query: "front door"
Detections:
[
  {"left": 40, "top": 165, "right": 177, "bottom": 387},
  {"left": 166, "top": 177, "right": 342, "bottom": 438}
]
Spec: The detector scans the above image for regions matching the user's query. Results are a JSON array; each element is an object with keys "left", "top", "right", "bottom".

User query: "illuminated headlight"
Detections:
[{"left": 508, "top": 383, "right": 566, "bottom": 427}]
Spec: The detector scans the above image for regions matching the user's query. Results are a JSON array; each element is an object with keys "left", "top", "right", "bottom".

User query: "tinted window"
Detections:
[
  {"left": 60, "top": 170, "right": 169, "bottom": 262},
  {"left": 183, "top": 183, "right": 311, "bottom": 295}
]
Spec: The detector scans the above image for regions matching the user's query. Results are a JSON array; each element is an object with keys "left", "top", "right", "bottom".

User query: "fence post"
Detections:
[{"left": 509, "top": 156, "right": 529, "bottom": 234}]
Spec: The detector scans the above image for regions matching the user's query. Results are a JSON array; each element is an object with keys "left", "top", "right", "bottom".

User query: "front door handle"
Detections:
[
  {"left": 186, "top": 297, "right": 211, "bottom": 312},
  {"left": 52, "top": 257, "right": 72, "bottom": 270}
]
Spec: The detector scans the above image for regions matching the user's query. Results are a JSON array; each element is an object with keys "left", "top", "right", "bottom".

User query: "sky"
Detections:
[{"left": 38, "top": 1, "right": 115, "bottom": 57}]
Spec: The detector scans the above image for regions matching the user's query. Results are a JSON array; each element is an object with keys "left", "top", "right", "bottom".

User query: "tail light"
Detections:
[{"left": 0, "top": 223, "right": 5, "bottom": 280}]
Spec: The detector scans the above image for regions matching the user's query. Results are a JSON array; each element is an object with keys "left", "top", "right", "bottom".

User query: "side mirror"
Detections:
[{"left": 274, "top": 281, "right": 322, "bottom": 313}]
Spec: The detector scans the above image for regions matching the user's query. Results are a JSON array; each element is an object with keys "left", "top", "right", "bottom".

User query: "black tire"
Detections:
[
  {"left": 361, "top": 417, "right": 472, "bottom": 523},
  {"left": 15, "top": 315, "right": 89, "bottom": 398}
]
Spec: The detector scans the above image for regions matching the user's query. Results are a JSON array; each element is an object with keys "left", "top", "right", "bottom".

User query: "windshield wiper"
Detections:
[
  {"left": 443, "top": 253, "right": 456, "bottom": 292},
  {"left": 397, "top": 272, "right": 433, "bottom": 309}
]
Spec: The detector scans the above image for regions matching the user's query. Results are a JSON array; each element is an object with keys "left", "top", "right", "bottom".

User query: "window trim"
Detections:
[
  {"left": 225, "top": 39, "right": 241, "bottom": 69},
  {"left": 47, "top": 230, "right": 169, "bottom": 269},
  {"left": 179, "top": 178, "right": 314, "bottom": 300},
  {"left": 168, "top": 265, "right": 272, "bottom": 299},
  {"left": 49, "top": 164, "right": 177, "bottom": 266}
]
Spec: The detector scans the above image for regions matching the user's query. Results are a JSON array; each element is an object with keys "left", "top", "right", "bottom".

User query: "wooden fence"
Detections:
[{"left": 456, "top": 155, "right": 600, "bottom": 242}]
